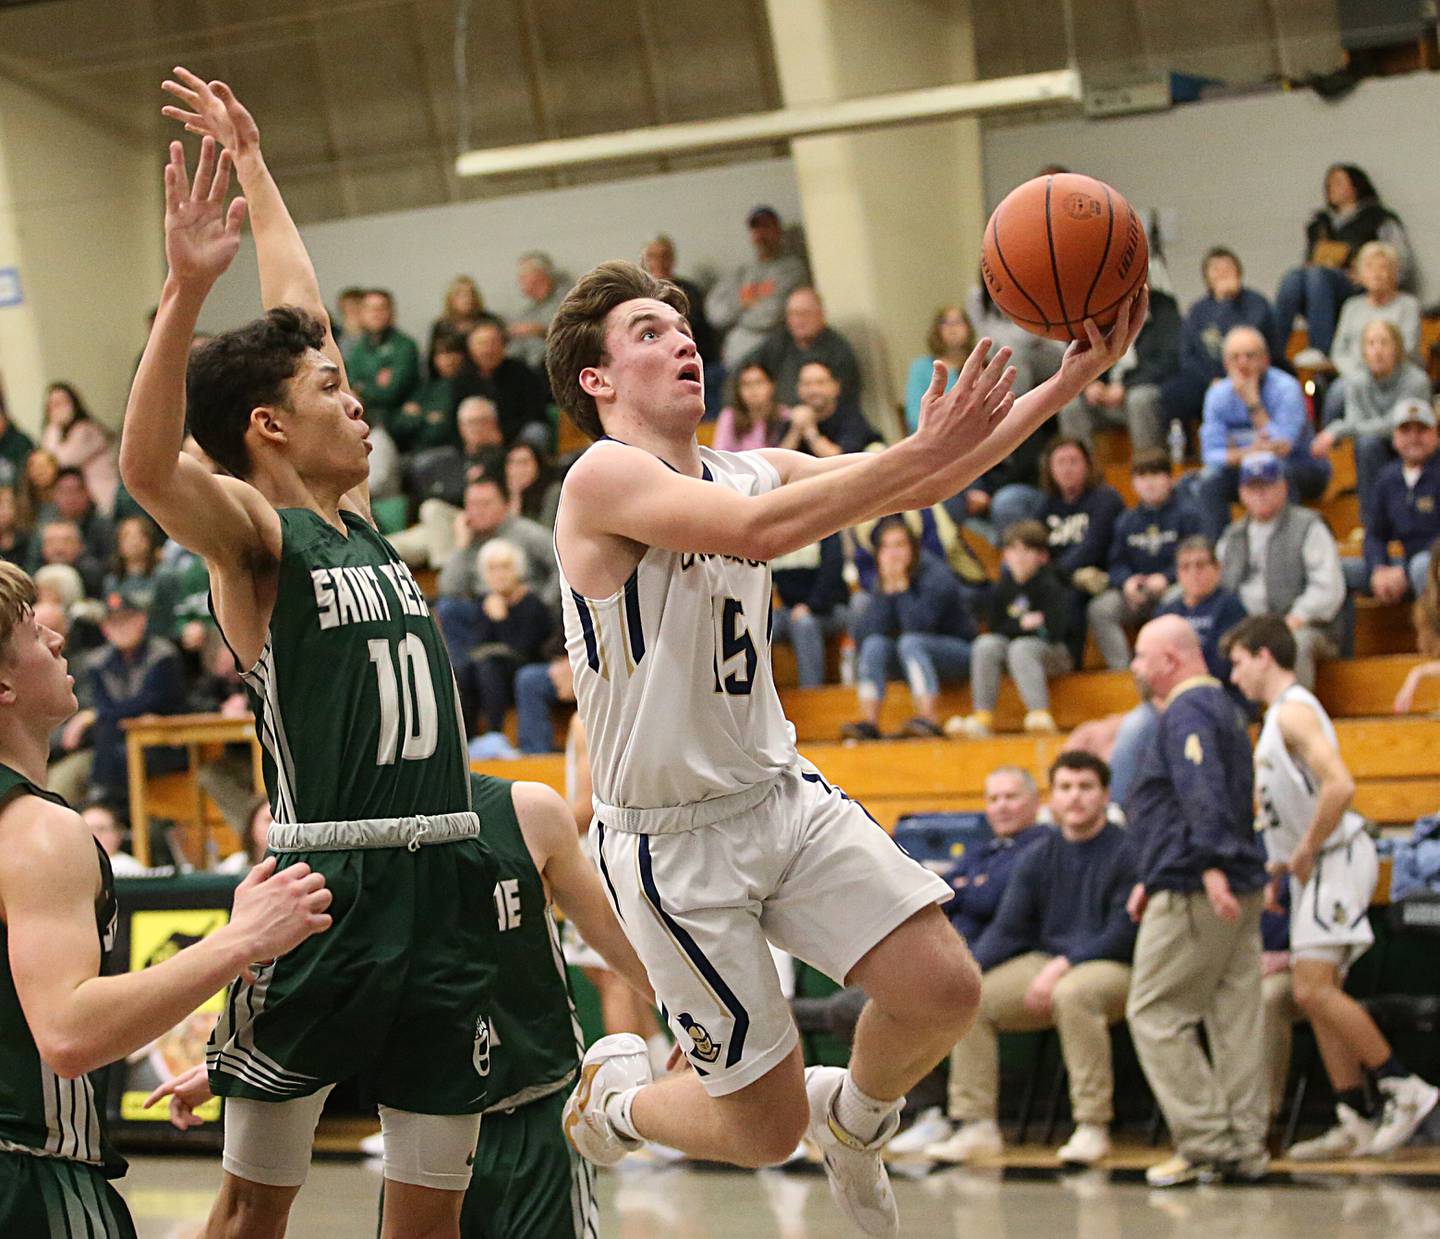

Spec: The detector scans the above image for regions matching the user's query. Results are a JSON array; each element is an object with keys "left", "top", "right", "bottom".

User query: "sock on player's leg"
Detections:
[
  {"left": 1337, "top": 1085, "right": 1379, "bottom": 1120},
  {"left": 833, "top": 1073, "right": 898, "bottom": 1145},
  {"left": 604, "top": 1086, "right": 644, "bottom": 1142}
]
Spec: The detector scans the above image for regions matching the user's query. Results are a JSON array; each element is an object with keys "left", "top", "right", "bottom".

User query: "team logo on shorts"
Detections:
[
  {"left": 473, "top": 1015, "right": 492, "bottom": 1077},
  {"left": 677, "top": 1012, "right": 720, "bottom": 1065}
]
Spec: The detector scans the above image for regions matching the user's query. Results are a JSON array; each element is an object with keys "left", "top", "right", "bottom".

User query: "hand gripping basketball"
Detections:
[{"left": 914, "top": 337, "right": 1017, "bottom": 459}]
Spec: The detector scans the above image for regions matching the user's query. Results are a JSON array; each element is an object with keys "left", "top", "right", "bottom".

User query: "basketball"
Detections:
[{"left": 980, "top": 173, "right": 1148, "bottom": 343}]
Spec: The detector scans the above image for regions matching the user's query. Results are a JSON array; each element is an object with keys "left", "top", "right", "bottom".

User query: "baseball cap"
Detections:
[
  {"left": 746, "top": 205, "right": 780, "bottom": 227},
  {"left": 1238, "top": 451, "right": 1282, "bottom": 486},
  {"left": 1391, "top": 397, "right": 1437, "bottom": 430},
  {"left": 103, "top": 583, "right": 148, "bottom": 617}
]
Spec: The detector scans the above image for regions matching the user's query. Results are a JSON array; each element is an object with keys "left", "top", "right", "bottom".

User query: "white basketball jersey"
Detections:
[
  {"left": 557, "top": 444, "right": 797, "bottom": 832},
  {"left": 1255, "top": 683, "right": 1364, "bottom": 860}
]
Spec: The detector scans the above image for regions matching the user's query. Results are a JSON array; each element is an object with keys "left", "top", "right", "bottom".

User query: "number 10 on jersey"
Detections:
[{"left": 368, "top": 635, "right": 439, "bottom": 765}]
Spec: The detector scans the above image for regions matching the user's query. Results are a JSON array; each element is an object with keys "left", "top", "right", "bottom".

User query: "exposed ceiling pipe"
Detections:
[{"left": 455, "top": 67, "right": 1081, "bottom": 178}]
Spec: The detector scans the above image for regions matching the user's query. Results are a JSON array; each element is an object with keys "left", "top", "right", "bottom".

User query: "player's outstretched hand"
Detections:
[
  {"left": 1057, "top": 284, "right": 1149, "bottom": 392},
  {"left": 164, "top": 137, "right": 247, "bottom": 287},
  {"left": 162, "top": 67, "right": 260, "bottom": 157},
  {"left": 228, "top": 856, "right": 333, "bottom": 974},
  {"left": 914, "top": 337, "right": 1016, "bottom": 458},
  {"left": 143, "top": 1064, "right": 213, "bottom": 1131}
]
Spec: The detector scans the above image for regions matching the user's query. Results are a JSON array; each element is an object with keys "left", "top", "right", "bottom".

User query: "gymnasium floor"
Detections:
[{"left": 118, "top": 1145, "right": 1440, "bottom": 1238}]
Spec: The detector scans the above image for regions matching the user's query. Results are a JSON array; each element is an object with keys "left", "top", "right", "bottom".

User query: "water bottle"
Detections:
[{"left": 1167, "top": 419, "right": 1186, "bottom": 470}]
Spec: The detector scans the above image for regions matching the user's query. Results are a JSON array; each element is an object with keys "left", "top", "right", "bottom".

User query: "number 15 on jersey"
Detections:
[{"left": 712, "top": 596, "right": 758, "bottom": 696}]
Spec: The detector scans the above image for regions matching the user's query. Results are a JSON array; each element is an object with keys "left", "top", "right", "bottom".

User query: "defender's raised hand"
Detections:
[
  {"left": 913, "top": 337, "right": 1017, "bottom": 459},
  {"left": 162, "top": 67, "right": 260, "bottom": 157},
  {"left": 163, "top": 137, "right": 247, "bottom": 286}
]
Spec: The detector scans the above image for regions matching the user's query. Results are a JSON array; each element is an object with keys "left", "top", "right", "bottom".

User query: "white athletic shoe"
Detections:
[
  {"left": 1056, "top": 1122, "right": 1111, "bottom": 1166},
  {"left": 805, "top": 1066, "right": 901, "bottom": 1238},
  {"left": 1370, "top": 1075, "right": 1440, "bottom": 1156},
  {"left": 885, "top": 1106, "right": 952, "bottom": 1158},
  {"left": 1286, "top": 1104, "right": 1377, "bottom": 1160},
  {"left": 923, "top": 1118, "right": 1003, "bottom": 1164},
  {"left": 562, "top": 1033, "right": 653, "bottom": 1167}
]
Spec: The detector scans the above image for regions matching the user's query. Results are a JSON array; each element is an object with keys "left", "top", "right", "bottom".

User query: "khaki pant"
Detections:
[
  {"left": 948, "top": 951, "right": 1131, "bottom": 1126},
  {"left": 1262, "top": 968, "right": 1298, "bottom": 1119},
  {"left": 1127, "top": 889, "right": 1268, "bottom": 1163}
]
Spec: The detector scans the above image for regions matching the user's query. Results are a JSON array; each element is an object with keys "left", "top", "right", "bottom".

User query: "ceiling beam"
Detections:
[{"left": 457, "top": 67, "right": 1081, "bottom": 179}]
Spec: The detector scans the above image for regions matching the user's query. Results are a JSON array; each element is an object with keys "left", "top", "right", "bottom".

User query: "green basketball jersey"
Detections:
[
  {"left": 470, "top": 774, "right": 584, "bottom": 1114},
  {"left": 240, "top": 509, "right": 471, "bottom": 825},
  {"left": 0, "top": 766, "right": 121, "bottom": 1173}
]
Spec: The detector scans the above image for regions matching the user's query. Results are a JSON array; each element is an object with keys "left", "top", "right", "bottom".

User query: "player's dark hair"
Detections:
[
  {"left": 1220, "top": 613, "right": 1297, "bottom": 671},
  {"left": 185, "top": 306, "right": 327, "bottom": 479},
  {"left": 1048, "top": 749, "right": 1110, "bottom": 789},
  {"left": 546, "top": 260, "right": 689, "bottom": 441}
]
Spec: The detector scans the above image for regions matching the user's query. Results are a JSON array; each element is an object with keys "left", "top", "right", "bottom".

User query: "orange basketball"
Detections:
[{"left": 980, "top": 173, "right": 1147, "bottom": 343}]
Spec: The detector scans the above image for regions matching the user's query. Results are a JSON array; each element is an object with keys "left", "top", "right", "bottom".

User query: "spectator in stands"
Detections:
[
  {"left": 1311, "top": 320, "right": 1431, "bottom": 510},
  {"left": 1088, "top": 450, "right": 1200, "bottom": 670},
  {"left": 770, "top": 533, "right": 847, "bottom": 689},
  {"left": 1195, "top": 326, "right": 1330, "bottom": 542},
  {"left": 513, "top": 638, "right": 575, "bottom": 756},
  {"left": 1218, "top": 452, "right": 1344, "bottom": 690},
  {"left": 949, "top": 520, "right": 1071, "bottom": 739},
  {"left": 334, "top": 285, "right": 366, "bottom": 359},
  {"left": 1123, "top": 615, "right": 1269, "bottom": 1187},
  {"left": 80, "top": 583, "right": 189, "bottom": 803},
  {"left": 82, "top": 802, "right": 145, "bottom": 877},
  {"left": 0, "top": 399, "right": 34, "bottom": 490},
  {"left": 457, "top": 319, "right": 549, "bottom": 445},
  {"left": 777, "top": 359, "right": 879, "bottom": 457},
  {"left": 39, "top": 467, "right": 114, "bottom": 565},
  {"left": 640, "top": 234, "right": 716, "bottom": 369},
  {"left": 1060, "top": 286, "right": 1179, "bottom": 456},
  {"left": 1329, "top": 242, "right": 1421, "bottom": 387},
  {"left": 1394, "top": 543, "right": 1440, "bottom": 714},
  {"left": 1162, "top": 247, "right": 1284, "bottom": 433},
  {"left": 41, "top": 382, "right": 117, "bottom": 516},
  {"left": 217, "top": 796, "right": 273, "bottom": 873},
  {"left": 1358, "top": 400, "right": 1440, "bottom": 604},
  {"left": 443, "top": 538, "right": 554, "bottom": 755},
  {"left": 743, "top": 287, "right": 861, "bottom": 408},
  {"left": 928, "top": 752, "right": 1136, "bottom": 1168},
  {"left": 706, "top": 205, "right": 810, "bottom": 367},
  {"left": 391, "top": 331, "right": 465, "bottom": 454},
  {"left": 429, "top": 274, "right": 487, "bottom": 355},
  {"left": 35, "top": 519, "right": 104, "bottom": 598},
  {"left": 0, "top": 486, "right": 30, "bottom": 568},
  {"left": 346, "top": 289, "right": 421, "bottom": 431},
  {"left": 1038, "top": 437, "right": 1125, "bottom": 658},
  {"left": 713, "top": 361, "right": 790, "bottom": 453},
  {"left": 22, "top": 449, "right": 58, "bottom": 520},
  {"left": 504, "top": 440, "right": 561, "bottom": 530},
  {"left": 103, "top": 516, "right": 163, "bottom": 612},
  {"left": 904, "top": 305, "right": 975, "bottom": 434},
  {"left": 437, "top": 475, "right": 556, "bottom": 609},
  {"left": 841, "top": 517, "right": 974, "bottom": 740},
  {"left": 1278, "top": 164, "right": 1412, "bottom": 365},
  {"left": 507, "top": 252, "right": 566, "bottom": 373}
]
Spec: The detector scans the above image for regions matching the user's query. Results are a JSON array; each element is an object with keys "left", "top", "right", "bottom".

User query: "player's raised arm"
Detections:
[
  {"left": 1, "top": 799, "right": 330, "bottom": 1079},
  {"left": 120, "top": 139, "right": 280, "bottom": 569}
]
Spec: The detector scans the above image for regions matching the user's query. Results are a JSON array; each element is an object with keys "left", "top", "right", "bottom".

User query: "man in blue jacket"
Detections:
[
  {"left": 1359, "top": 399, "right": 1440, "bottom": 603},
  {"left": 929, "top": 752, "right": 1137, "bottom": 1169},
  {"left": 1123, "top": 614, "right": 1269, "bottom": 1187}
]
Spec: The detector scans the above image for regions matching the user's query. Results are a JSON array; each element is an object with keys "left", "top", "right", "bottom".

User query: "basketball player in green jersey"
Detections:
[
  {"left": 124, "top": 72, "right": 498, "bottom": 1238},
  {"left": 0, "top": 561, "right": 333, "bottom": 1238},
  {"left": 150, "top": 771, "right": 654, "bottom": 1239}
]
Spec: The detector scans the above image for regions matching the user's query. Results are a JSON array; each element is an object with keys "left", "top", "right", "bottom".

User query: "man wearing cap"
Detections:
[
  {"left": 1359, "top": 398, "right": 1440, "bottom": 603},
  {"left": 742, "top": 287, "right": 862, "bottom": 408},
  {"left": 76, "top": 583, "right": 188, "bottom": 804},
  {"left": 1194, "top": 325, "right": 1331, "bottom": 542},
  {"left": 1216, "top": 452, "right": 1345, "bottom": 689},
  {"left": 705, "top": 206, "right": 810, "bottom": 368}
]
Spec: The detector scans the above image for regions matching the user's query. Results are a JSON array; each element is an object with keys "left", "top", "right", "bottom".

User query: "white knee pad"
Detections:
[
  {"left": 378, "top": 1107, "right": 483, "bottom": 1192},
  {"left": 221, "top": 1085, "right": 334, "bottom": 1188}
]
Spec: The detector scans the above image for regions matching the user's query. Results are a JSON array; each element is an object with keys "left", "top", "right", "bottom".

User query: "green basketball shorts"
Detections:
[{"left": 0, "top": 1151, "right": 136, "bottom": 1239}]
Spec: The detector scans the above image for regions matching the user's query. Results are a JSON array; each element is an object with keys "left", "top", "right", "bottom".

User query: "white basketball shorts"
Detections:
[
  {"left": 590, "top": 760, "right": 951, "bottom": 1096},
  {"left": 1289, "top": 830, "right": 1378, "bottom": 968}
]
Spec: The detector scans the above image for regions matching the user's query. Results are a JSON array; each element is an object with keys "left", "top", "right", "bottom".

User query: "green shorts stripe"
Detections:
[{"left": 0, "top": 1152, "right": 135, "bottom": 1239}]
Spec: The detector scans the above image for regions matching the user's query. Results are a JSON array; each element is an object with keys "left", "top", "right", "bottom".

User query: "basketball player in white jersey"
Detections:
[
  {"left": 1224, "top": 615, "right": 1438, "bottom": 1160},
  {"left": 546, "top": 259, "right": 1144, "bottom": 1235}
]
